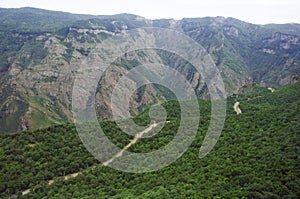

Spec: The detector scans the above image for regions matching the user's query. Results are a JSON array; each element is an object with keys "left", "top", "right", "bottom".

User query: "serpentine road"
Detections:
[
  {"left": 22, "top": 122, "right": 159, "bottom": 195},
  {"left": 234, "top": 102, "right": 242, "bottom": 114}
]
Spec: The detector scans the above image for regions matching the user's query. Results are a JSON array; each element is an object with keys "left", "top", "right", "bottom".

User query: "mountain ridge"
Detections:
[{"left": 0, "top": 7, "right": 299, "bottom": 133}]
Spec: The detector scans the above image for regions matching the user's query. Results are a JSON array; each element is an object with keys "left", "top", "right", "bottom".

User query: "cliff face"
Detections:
[{"left": 0, "top": 8, "right": 299, "bottom": 133}]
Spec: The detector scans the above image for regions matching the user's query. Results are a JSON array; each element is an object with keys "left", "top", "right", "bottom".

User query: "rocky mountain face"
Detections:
[{"left": 0, "top": 7, "right": 299, "bottom": 133}]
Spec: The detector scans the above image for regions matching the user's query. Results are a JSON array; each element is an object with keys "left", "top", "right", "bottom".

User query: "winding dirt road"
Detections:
[
  {"left": 268, "top": 87, "right": 275, "bottom": 93},
  {"left": 22, "top": 122, "right": 159, "bottom": 195},
  {"left": 234, "top": 102, "right": 242, "bottom": 114},
  {"left": 103, "top": 122, "right": 158, "bottom": 166}
]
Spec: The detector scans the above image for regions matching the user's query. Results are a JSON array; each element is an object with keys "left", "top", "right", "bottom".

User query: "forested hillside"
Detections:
[{"left": 1, "top": 81, "right": 299, "bottom": 198}]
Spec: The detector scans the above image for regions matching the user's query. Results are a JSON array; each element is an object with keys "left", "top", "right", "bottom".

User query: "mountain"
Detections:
[
  {"left": 0, "top": 7, "right": 300, "bottom": 133},
  {"left": 0, "top": 81, "right": 299, "bottom": 198}
]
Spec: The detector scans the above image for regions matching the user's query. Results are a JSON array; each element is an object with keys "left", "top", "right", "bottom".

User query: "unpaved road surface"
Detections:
[
  {"left": 103, "top": 122, "right": 158, "bottom": 166},
  {"left": 22, "top": 122, "right": 159, "bottom": 195},
  {"left": 234, "top": 102, "right": 242, "bottom": 114}
]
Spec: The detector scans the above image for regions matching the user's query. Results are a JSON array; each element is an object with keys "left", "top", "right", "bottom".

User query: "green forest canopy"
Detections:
[{"left": 0, "top": 81, "right": 299, "bottom": 198}]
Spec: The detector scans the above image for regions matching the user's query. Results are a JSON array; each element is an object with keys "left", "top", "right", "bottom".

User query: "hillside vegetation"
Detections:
[{"left": 0, "top": 81, "right": 299, "bottom": 198}]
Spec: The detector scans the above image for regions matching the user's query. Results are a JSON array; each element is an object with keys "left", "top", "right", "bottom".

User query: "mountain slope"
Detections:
[
  {"left": 0, "top": 7, "right": 299, "bottom": 133},
  {"left": 0, "top": 81, "right": 299, "bottom": 198}
]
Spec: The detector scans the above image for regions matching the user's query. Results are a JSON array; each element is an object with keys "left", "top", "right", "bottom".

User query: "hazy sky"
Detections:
[{"left": 0, "top": 0, "right": 299, "bottom": 24}]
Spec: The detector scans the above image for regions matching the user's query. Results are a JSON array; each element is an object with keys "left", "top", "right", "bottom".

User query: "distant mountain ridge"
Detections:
[{"left": 0, "top": 7, "right": 299, "bottom": 133}]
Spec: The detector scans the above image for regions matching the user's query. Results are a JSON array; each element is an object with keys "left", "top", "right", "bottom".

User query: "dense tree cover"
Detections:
[{"left": 0, "top": 82, "right": 299, "bottom": 198}]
